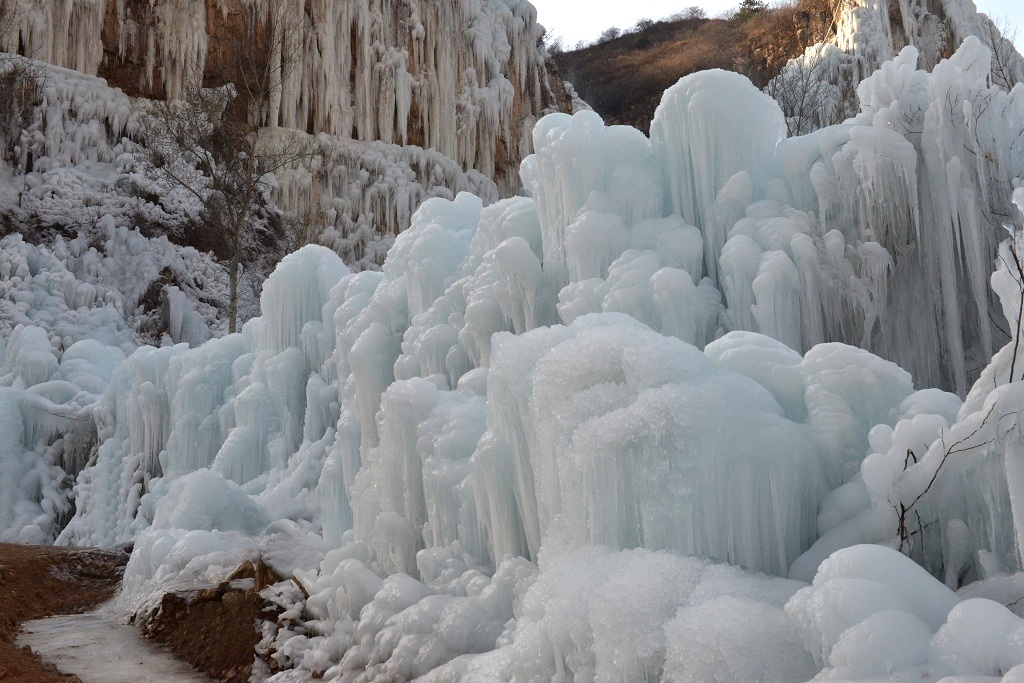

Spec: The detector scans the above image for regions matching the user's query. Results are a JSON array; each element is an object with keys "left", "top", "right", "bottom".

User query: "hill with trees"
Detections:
[{"left": 552, "top": 0, "right": 840, "bottom": 133}]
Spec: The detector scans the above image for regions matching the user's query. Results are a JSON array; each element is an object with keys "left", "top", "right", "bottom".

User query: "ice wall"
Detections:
[
  {"left": 0, "top": 57, "right": 502, "bottom": 275},
  {"left": 788, "top": 201, "right": 1024, "bottom": 594},
  {"left": 831, "top": 0, "right": 1021, "bottom": 78},
  {"left": 38, "top": 35, "right": 1023, "bottom": 565},
  {"left": 769, "top": 0, "right": 1023, "bottom": 139},
  {"left": 2, "top": 0, "right": 564, "bottom": 194},
  {"left": 754, "top": 38, "right": 1024, "bottom": 394},
  {"left": 5, "top": 11, "right": 1024, "bottom": 682}
]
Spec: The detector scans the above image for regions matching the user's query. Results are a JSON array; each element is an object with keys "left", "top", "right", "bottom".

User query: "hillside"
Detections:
[
  {"left": 555, "top": 0, "right": 1022, "bottom": 135},
  {"left": 554, "top": 0, "right": 839, "bottom": 133}
]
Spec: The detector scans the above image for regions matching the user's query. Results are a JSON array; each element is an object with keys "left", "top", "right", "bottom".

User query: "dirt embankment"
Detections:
[
  {"left": 135, "top": 559, "right": 283, "bottom": 683},
  {"left": 0, "top": 543, "right": 131, "bottom": 683}
]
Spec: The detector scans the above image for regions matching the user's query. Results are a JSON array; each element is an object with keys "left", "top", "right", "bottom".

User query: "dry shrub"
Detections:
[{"left": 740, "top": 0, "right": 840, "bottom": 86}]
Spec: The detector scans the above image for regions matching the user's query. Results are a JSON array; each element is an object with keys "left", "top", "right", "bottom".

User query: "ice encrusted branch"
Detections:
[{"left": 897, "top": 403, "right": 999, "bottom": 555}]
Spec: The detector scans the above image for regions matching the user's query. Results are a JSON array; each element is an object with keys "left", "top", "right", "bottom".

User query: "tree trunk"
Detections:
[
  {"left": 229, "top": 248, "right": 240, "bottom": 334},
  {"left": 228, "top": 221, "right": 242, "bottom": 333}
]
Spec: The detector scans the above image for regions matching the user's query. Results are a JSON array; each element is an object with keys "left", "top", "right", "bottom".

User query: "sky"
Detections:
[{"left": 530, "top": 0, "right": 1024, "bottom": 48}]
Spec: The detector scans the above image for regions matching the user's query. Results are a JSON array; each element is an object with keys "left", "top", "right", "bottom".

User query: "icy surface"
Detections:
[{"left": 17, "top": 612, "right": 212, "bottom": 682}]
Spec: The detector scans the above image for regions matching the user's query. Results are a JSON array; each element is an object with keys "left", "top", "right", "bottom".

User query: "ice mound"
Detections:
[
  {"left": 510, "top": 546, "right": 813, "bottom": 683},
  {"left": 151, "top": 469, "right": 270, "bottom": 536},
  {"left": 787, "top": 545, "right": 1024, "bottom": 681},
  {"left": 479, "top": 314, "right": 827, "bottom": 574}
]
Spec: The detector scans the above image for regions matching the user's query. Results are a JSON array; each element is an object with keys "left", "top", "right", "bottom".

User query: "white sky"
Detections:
[{"left": 531, "top": 0, "right": 1024, "bottom": 48}]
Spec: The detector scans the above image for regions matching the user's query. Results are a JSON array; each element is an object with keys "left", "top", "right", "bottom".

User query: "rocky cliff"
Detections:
[{"left": 2, "top": 0, "right": 567, "bottom": 194}]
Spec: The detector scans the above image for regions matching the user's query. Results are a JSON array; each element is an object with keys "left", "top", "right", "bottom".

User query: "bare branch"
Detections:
[{"left": 134, "top": 10, "right": 320, "bottom": 333}]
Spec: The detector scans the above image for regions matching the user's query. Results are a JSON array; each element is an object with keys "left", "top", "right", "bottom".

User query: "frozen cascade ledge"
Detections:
[{"left": 16, "top": 611, "right": 211, "bottom": 683}]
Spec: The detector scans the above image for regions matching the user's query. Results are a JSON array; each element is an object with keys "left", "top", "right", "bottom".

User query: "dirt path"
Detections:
[
  {"left": 0, "top": 543, "right": 130, "bottom": 683},
  {"left": 1, "top": 544, "right": 276, "bottom": 683},
  {"left": 17, "top": 613, "right": 211, "bottom": 682}
]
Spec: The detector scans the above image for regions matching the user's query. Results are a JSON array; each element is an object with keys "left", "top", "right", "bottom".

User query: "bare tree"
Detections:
[
  {"left": 978, "top": 14, "right": 1023, "bottom": 92},
  {"left": 766, "top": 47, "right": 858, "bottom": 136},
  {"left": 136, "top": 4, "right": 318, "bottom": 333}
]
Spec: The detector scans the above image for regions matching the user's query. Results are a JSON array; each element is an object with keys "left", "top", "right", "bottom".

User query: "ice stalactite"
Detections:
[
  {"left": 0, "top": 57, "right": 135, "bottom": 171},
  {"left": 834, "top": 0, "right": 896, "bottom": 78},
  {"left": 0, "top": 56, "right": 506, "bottom": 274},
  {"left": 5, "top": 0, "right": 563, "bottom": 194},
  {"left": 0, "top": 0, "right": 108, "bottom": 75},
  {"left": 266, "top": 129, "right": 499, "bottom": 269},
  {"left": 145, "top": 0, "right": 209, "bottom": 102}
]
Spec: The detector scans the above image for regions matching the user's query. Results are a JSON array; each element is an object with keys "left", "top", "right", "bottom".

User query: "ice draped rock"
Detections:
[
  {"left": 0, "top": 55, "right": 502, "bottom": 270},
  {"left": 0, "top": 0, "right": 566, "bottom": 195}
]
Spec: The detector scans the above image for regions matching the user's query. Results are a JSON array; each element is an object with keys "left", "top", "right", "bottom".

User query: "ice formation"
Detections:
[
  {"left": 3, "top": 0, "right": 1024, "bottom": 681},
  {"left": 1, "top": 0, "right": 564, "bottom": 193},
  {"left": 0, "top": 56, "right": 502, "bottom": 275},
  {"left": 770, "top": 0, "right": 1024, "bottom": 140}
]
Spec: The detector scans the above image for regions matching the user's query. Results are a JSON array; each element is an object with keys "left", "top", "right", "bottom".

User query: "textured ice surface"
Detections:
[
  {"left": 1, "top": 0, "right": 561, "bottom": 195},
  {"left": 3, "top": 4, "right": 1024, "bottom": 680}
]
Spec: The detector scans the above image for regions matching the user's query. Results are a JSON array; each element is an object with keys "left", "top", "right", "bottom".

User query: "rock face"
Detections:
[
  {"left": 3, "top": 0, "right": 567, "bottom": 194},
  {"left": 832, "top": 0, "right": 1022, "bottom": 81}
]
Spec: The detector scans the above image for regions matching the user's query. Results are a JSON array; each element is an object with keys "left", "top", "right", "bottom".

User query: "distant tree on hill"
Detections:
[
  {"left": 598, "top": 27, "right": 622, "bottom": 44},
  {"left": 672, "top": 6, "right": 708, "bottom": 21},
  {"left": 734, "top": 0, "right": 768, "bottom": 23}
]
